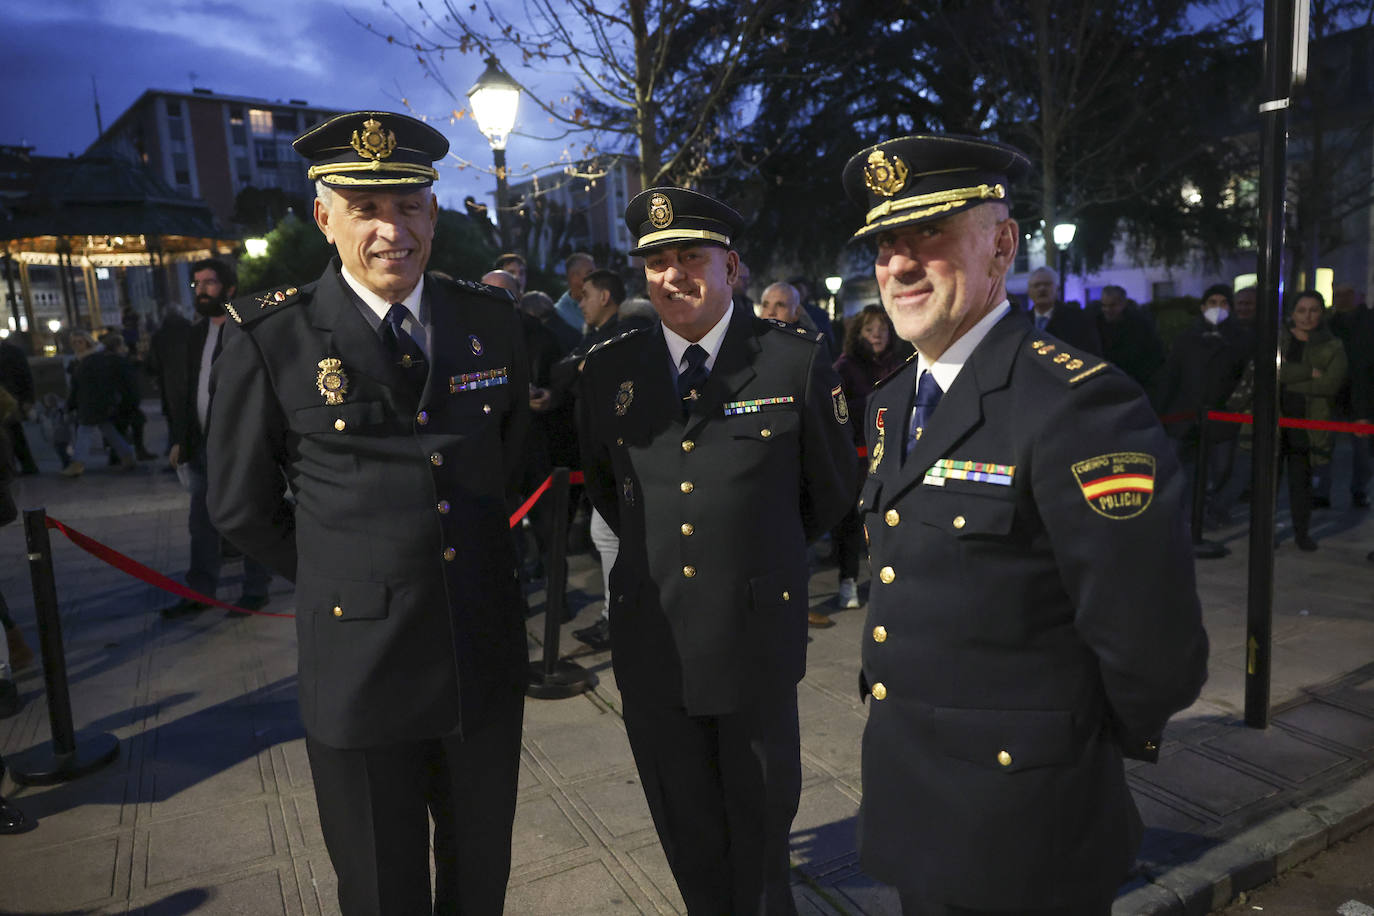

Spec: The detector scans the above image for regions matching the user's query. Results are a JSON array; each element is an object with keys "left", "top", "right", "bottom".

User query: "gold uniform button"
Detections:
[
  {"left": 680, "top": 481, "right": 694, "bottom": 494},
  {"left": 681, "top": 523, "right": 695, "bottom": 536},
  {"left": 782, "top": 591, "right": 790, "bottom": 601},
  {"left": 443, "top": 547, "right": 456, "bottom": 561},
  {"left": 334, "top": 418, "right": 346, "bottom": 431},
  {"left": 616, "top": 437, "right": 624, "bottom": 446},
  {"left": 871, "top": 682, "right": 887, "bottom": 700},
  {"left": 885, "top": 509, "right": 900, "bottom": 527},
  {"left": 430, "top": 452, "right": 443, "bottom": 467},
  {"left": 879, "top": 566, "right": 896, "bottom": 584},
  {"left": 332, "top": 605, "right": 343, "bottom": 618},
  {"left": 683, "top": 565, "right": 697, "bottom": 578},
  {"left": 417, "top": 411, "right": 429, "bottom": 425},
  {"left": 998, "top": 750, "right": 1012, "bottom": 767},
  {"left": 1143, "top": 740, "right": 1158, "bottom": 752},
  {"left": 952, "top": 515, "right": 966, "bottom": 529},
  {"left": 437, "top": 500, "right": 451, "bottom": 514},
  {"left": 483, "top": 404, "right": 492, "bottom": 414},
  {"left": 400, "top": 354, "right": 413, "bottom": 368},
  {"left": 760, "top": 428, "right": 772, "bottom": 438},
  {"left": 873, "top": 625, "right": 887, "bottom": 643},
  {"left": 681, "top": 440, "right": 695, "bottom": 452}
]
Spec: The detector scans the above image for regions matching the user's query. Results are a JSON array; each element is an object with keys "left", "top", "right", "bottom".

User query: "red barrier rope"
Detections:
[
  {"left": 1206, "top": 410, "right": 1374, "bottom": 435},
  {"left": 42, "top": 516, "right": 295, "bottom": 618}
]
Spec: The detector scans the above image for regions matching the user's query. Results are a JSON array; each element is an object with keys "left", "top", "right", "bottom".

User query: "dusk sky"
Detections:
[{"left": 2, "top": 0, "right": 586, "bottom": 211}]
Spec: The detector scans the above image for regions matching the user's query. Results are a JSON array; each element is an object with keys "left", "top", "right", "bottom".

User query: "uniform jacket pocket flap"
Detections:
[
  {"left": 919, "top": 489, "right": 1015, "bottom": 537},
  {"left": 858, "top": 476, "right": 883, "bottom": 511},
  {"left": 312, "top": 577, "right": 388, "bottom": 621},
  {"left": 293, "top": 400, "right": 386, "bottom": 433},
  {"left": 726, "top": 411, "right": 799, "bottom": 441},
  {"left": 932, "top": 707, "right": 1075, "bottom": 772}
]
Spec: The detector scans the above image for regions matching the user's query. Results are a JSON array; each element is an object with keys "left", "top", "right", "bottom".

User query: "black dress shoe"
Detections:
[
  {"left": 160, "top": 598, "right": 209, "bottom": 619},
  {"left": 227, "top": 595, "right": 269, "bottom": 617},
  {"left": 1296, "top": 535, "right": 1319, "bottom": 552},
  {"left": 0, "top": 797, "right": 34, "bottom": 834},
  {"left": 1312, "top": 496, "right": 1331, "bottom": 509},
  {"left": 572, "top": 617, "right": 612, "bottom": 651}
]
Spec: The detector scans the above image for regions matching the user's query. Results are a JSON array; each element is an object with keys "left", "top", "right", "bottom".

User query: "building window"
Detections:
[
  {"left": 173, "top": 152, "right": 191, "bottom": 187},
  {"left": 229, "top": 106, "right": 244, "bottom": 124},
  {"left": 250, "top": 109, "right": 274, "bottom": 136},
  {"left": 231, "top": 124, "right": 247, "bottom": 145},
  {"left": 255, "top": 143, "right": 278, "bottom": 166},
  {"left": 236, "top": 156, "right": 251, "bottom": 178},
  {"left": 165, "top": 98, "right": 182, "bottom": 117},
  {"left": 274, "top": 112, "right": 298, "bottom": 134},
  {"left": 168, "top": 119, "right": 185, "bottom": 141}
]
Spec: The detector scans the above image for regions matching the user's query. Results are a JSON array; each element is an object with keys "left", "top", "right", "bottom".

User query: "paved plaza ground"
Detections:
[{"left": 1, "top": 410, "right": 1372, "bottom": 915}]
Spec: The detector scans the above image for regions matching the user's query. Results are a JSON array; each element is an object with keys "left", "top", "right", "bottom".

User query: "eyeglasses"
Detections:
[{"left": 190, "top": 279, "right": 222, "bottom": 289}]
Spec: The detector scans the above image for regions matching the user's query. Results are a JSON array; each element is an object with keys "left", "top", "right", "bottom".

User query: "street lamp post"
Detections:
[
  {"left": 1052, "top": 222, "right": 1076, "bottom": 305},
  {"left": 824, "top": 275, "right": 843, "bottom": 322},
  {"left": 467, "top": 57, "right": 522, "bottom": 251}
]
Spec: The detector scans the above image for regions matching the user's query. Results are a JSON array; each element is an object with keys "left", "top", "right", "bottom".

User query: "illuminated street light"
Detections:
[
  {"left": 244, "top": 238, "right": 269, "bottom": 258},
  {"left": 1052, "top": 222, "right": 1077, "bottom": 304},
  {"left": 47, "top": 319, "right": 62, "bottom": 333},
  {"left": 824, "top": 276, "right": 843, "bottom": 295},
  {"left": 467, "top": 57, "right": 522, "bottom": 249}
]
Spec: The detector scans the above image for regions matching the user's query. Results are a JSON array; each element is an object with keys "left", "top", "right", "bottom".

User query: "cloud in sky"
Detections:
[{"left": 2, "top": 0, "right": 588, "bottom": 209}]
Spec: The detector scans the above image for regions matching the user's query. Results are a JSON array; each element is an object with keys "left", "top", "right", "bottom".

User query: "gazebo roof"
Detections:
[{"left": 1, "top": 144, "right": 233, "bottom": 254}]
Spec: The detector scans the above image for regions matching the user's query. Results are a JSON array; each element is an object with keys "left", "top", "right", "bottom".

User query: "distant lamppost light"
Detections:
[
  {"left": 1052, "top": 222, "right": 1077, "bottom": 249},
  {"left": 47, "top": 319, "right": 62, "bottom": 333},
  {"left": 244, "top": 238, "right": 269, "bottom": 258},
  {"left": 467, "top": 56, "right": 522, "bottom": 250},
  {"left": 824, "top": 276, "right": 843, "bottom": 295},
  {"left": 0, "top": 328, "right": 9, "bottom": 340}
]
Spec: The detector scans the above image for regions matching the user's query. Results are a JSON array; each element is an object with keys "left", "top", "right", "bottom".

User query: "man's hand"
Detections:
[
  {"left": 169, "top": 444, "right": 181, "bottom": 469},
  {"left": 529, "top": 386, "right": 552, "bottom": 412}
]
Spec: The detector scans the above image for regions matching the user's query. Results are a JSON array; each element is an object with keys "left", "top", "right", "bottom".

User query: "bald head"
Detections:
[
  {"left": 757, "top": 282, "right": 801, "bottom": 323},
  {"left": 481, "top": 270, "right": 521, "bottom": 297}
]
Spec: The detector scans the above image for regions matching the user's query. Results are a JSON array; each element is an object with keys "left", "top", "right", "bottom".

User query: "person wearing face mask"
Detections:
[
  {"left": 1154, "top": 283, "right": 1252, "bottom": 526},
  {"left": 158, "top": 258, "right": 275, "bottom": 618}
]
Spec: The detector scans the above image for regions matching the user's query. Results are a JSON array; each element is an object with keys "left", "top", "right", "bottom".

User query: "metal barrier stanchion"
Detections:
[
  {"left": 527, "top": 468, "right": 598, "bottom": 699},
  {"left": 1192, "top": 414, "right": 1229, "bottom": 559},
  {"left": 8, "top": 508, "right": 120, "bottom": 785}
]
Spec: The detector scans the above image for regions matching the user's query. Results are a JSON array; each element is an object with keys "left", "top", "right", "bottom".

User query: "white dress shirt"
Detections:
[
  {"left": 340, "top": 267, "right": 430, "bottom": 358},
  {"left": 662, "top": 302, "right": 734, "bottom": 381}
]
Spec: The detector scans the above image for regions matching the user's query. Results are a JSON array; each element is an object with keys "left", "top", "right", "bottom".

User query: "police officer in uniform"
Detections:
[
  {"left": 843, "top": 136, "right": 1209, "bottom": 915},
  {"left": 206, "top": 110, "right": 530, "bottom": 915},
  {"left": 577, "top": 187, "right": 858, "bottom": 914}
]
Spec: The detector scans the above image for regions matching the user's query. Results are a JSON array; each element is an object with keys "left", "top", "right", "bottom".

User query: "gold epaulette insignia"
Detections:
[{"left": 1030, "top": 339, "right": 1106, "bottom": 384}]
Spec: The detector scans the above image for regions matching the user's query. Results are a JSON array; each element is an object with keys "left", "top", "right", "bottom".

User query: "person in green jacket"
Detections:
[{"left": 1278, "top": 290, "right": 1348, "bottom": 549}]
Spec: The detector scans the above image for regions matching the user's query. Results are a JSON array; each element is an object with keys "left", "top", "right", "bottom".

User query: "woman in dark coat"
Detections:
[{"left": 828, "top": 305, "right": 912, "bottom": 616}]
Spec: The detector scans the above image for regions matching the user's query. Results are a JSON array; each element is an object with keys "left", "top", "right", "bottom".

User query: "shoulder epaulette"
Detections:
[
  {"left": 585, "top": 325, "right": 649, "bottom": 359},
  {"left": 871, "top": 352, "right": 918, "bottom": 391},
  {"left": 438, "top": 274, "right": 516, "bottom": 304},
  {"left": 230, "top": 284, "right": 307, "bottom": 325},
  {"left": 761, "top": 317, "right": 825, "bottom": 343},
  {"left": 1026, "top": 337, "right": 1109, "bottom": 386}
]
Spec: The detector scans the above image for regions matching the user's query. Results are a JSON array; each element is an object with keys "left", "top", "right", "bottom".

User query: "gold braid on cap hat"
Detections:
[
  {"left": 307, "top": 161, "right": 440, "bottom": 181},
  {"left": 865, "top": 183, "right": 1006, "bottom": 225}
]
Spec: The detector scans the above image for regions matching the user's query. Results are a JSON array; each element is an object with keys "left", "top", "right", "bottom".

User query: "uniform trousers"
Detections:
[
  {"left": 305, "top": 687, "right": 524, "bottom": 916},
  {"left": 622, "top": 685, "right": 801, "bottom": 916},
  {"left": 897, "top": 890, "right": 1115, "bottom": 916}
]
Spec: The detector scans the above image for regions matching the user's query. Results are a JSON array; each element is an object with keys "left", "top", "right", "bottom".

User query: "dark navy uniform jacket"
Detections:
[
  {"left": 206, "top": 260, "right": 530, "bottom": 749},
  {"left": 857, "top": 309, "right": 1207, "bottom": 907},
  {"left": 577, "top": 306, "right": 858, "bottom": 714}
]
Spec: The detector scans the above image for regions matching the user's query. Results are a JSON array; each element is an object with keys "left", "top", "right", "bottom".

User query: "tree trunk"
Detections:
[{"left": 630, "top": 0, "right": 660, "bottom": 187}]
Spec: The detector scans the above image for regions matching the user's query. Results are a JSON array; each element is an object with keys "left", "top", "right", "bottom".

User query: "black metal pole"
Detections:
[
  {"left": 9, "top": 508, "right": 120, "bottom": 785},
  {"left": 526, "top": 468, "right": 598, "bottom": 699},
  {"left": 493, "top": 146, "right": 511, "bottom": 251},
  {"left": 1245, "top": 0, "right": 1296, "bottom": 729}
]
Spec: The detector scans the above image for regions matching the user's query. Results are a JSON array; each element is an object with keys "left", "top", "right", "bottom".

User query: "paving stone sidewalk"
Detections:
[{"left": 1, "top": 416, "right": 1372, "bottom": 915}]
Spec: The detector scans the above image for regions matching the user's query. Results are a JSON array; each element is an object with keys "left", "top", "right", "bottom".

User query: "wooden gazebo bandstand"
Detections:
[{"left": 1, "top": 145, "right": 240, "bottom": 352}]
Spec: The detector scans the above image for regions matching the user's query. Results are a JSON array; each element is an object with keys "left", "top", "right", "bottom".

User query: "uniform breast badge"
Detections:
[
  {"left": 469, "top": 335, "right": 484, "bottom": 356},
  {"left": 316, "top": 358, "right": 349, "bottom": 405},
  {"left": 831, "top": 385, "right": 850, "bottom": 424},
  {"left": 615, "top": 381, "right": 635, "bottom": 416},
  {"left": 871, "top": 407, "right": 887, "bottom": 472},
  {"left": 1071, "top": 452, "right": 1156, "bottom": 519}
]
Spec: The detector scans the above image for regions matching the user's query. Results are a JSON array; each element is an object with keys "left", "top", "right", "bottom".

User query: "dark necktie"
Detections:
[
  {"left": 1034, "top": 311, "right": 1050, "bottom": 331},
  {"left": 905, "top": 370, "right": 943, "bottom": 460},
  {"left": 382, "top": 303, "right": 427, "bottom": 395},
  {"left": 677, "top": 344, "right": 709, "bottom": 417}
]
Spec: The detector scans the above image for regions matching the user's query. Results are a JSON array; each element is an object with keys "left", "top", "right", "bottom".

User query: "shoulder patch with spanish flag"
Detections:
[{"left": 1071, "top": 452, "right": 1155, "bottom": 519}]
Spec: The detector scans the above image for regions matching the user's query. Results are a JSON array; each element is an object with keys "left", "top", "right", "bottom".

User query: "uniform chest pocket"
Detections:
[
  {"left": 725, "top": 410, "right": 799, "bottom": 442},
  {"left": 918, "top": 488, "right": 1016, "bottom": 538},
  {"left": 293, "top": 400, "right": 387, "bottom": 434}
]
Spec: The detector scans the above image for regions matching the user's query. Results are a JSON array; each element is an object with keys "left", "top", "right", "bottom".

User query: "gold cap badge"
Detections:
[
  {"left": 350, "top": 117, "right": 397, "bottom": 161},
  {"left": 316, "top": 358, "right": 349, "bottom": 406},
  {"left": 864, "top": 149, "right": 909, "bottom": 198},
  {"left": 648, "top": 193, "right": 674, "bottom": 229}
]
